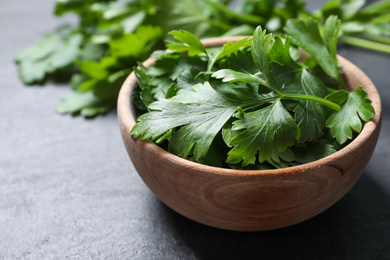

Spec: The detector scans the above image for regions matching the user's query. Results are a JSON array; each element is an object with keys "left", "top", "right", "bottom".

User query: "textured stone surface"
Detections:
[{"left": 1, "top": 0, "right": 389, "bottom": 259}]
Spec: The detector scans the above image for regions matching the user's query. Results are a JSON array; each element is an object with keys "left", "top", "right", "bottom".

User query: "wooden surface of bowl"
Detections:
[{"left": 117, "top": 37, "right": 381, "bottom": 231}]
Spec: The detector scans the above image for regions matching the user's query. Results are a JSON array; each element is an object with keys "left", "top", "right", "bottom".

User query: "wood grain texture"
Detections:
[{"left": 117, "top": 37, "right": 382, "bottom": 231}]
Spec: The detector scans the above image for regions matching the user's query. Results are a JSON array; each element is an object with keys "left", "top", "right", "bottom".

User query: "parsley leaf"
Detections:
[
  {"left": 326, "top": 87, "right": 375, "bottom": 144},
  {"left": 55, "top": 25, "right": 162, "bottom": 116},
  {"left": 131, "top": 82, "right": 239, "bottom": 160},
  {"left": 227, "top": 100, "right": 300, "bottom": 165},
  {"left": 212, "top": 69, "right": 266, "bottom": 85},
  {"left": 109, "top": 25, "right": 162, "bottom": 58},
  {"left": 284, "top": 69, "right": 329, "bottom": 142},
  {"left": 293, "top": 139, "right": 337, "bottom": 164},
  {"left": 16, "top": 0, "right": 388, "bottom": 119},
  {"left": 55, "top": 91, "right": 115, "bottom": 117},
  {"left": 207, "top": 37, "right": 253, "bottom": 72},
  {"left": 266, "top": 148, "right": 296, "bottom": 169},
  {"left": 251, "top": 26, "right": 275, "bottom": 89},
  {"left": 284, "top": 16, "right": 341, "bottom": 80},
  {"left": 167, "top": 30, "right": 207, "bottom": 56},
  {"left": 15, "top": 29, "right": 83, "bottom": 84}
]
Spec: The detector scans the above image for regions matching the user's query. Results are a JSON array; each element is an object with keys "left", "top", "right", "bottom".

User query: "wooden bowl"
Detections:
[{"left": 117, "top": 37, "right": 381, "bottom": 231}]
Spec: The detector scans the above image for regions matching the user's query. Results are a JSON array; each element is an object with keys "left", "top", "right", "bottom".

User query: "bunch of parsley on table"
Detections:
[
  {"left": 14, "top": 0, "right": 389, "bottom": 117},
  {"left": 130, "top": 16, "right": 375, "bottom": 169}
]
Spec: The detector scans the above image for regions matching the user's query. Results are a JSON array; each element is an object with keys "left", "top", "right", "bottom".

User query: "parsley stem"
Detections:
[
  {"left": 339, "top": 35, "right": 390, "bottom": 54},
  {"left": 251, "top": 77, "right": 284, "bottom": 96},
  {"left": 207, "top": 19, "right": 232, "bottom": 32},
  {"left": 281, "top": 94, "right": 341, "bottom": 111},
  {"left": 202, "top": 0, "right": 265, "bottom": 24},
  {"left": 273, "top": 88, "right": 285, "bottom": 97},
  {"left": 156, "top": 129, "right": 173, "bottom": 144},
  {"left": 359, "top": 33, "right": 390, "bottom": 45}
]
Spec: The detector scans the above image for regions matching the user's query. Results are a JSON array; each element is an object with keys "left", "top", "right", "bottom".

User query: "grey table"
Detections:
[{"left": 1, "top": 0, "right": 389, "bottom": 259}]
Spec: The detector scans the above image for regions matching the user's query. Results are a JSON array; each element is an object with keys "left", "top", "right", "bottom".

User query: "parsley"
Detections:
[
  {"left": 132, "top": 82, "right": 239, "bottom": 160},
  {"left": 284, "top": 16, "right": 341, "bottom": 80},
  {"left": 226, "top": 99, "right": 300, "bottom": 165},
  {"left": 317, "top": 0, "right": 390, "bottom": 54},
  {"left": 326, "top": 87, "right": 376, "bottom": 144},
  {"left": 130, "top": 17, "right": 375, "bottom": 169},
  {"left": 15, "top": 0, "right": 389, "bottom": 117},
  {"left": 15, "top": 26, "right": 83, "bottom": 84}
]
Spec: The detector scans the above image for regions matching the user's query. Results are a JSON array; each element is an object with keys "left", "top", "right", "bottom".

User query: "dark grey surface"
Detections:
[{"left": 1, "top": 0, "right": 389, "bottom": 259}]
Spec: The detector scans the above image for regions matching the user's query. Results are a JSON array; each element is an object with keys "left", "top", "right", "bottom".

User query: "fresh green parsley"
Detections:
[
  {"left": 15, "top": 0, "right": 389, "bottom": 117},
  {"left": 130, "top": 16, "right": 375, "bottom": 169}
]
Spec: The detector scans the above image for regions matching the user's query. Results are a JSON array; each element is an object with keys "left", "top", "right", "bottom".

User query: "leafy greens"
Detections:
[
  {"left": 130, "top": 16, "right": 375, "bottom": 169},
  {"left": 15, "top": 0, "right": 389, "bottom": 117}
]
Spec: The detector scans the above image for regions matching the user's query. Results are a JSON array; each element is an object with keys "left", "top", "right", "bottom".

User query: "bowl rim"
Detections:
[{"left": 117, "top": 36, "right": 382, "bottom": 178}]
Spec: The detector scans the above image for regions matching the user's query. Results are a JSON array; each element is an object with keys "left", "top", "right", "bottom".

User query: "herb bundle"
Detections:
[
  {"left": 14, "top": 0, "right": 390, "bottom": 117},
  {"left": 130, "top": 16, "right": 375, "bottom": 169}
]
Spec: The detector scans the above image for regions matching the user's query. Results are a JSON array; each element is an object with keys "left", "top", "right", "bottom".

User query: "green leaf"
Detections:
[
  {"left": 131, "top": 82, "right": 239, "bottom": 159},
  {"left": 133, "top": 63, "right": 155, "bottom": 107},
  {"left": 284, "top": 16, "right": 341, "bottom": 80},
  {"left": 227, "top": 99, "right": 300, "bottom": 165},
  {"left": 78, "top": 41, "right": 106, "bottom": 61},
  {"left": 77, "top": 78, "right": 101, "bottom": 92},
  {"left": 169, "top": 56, "right": 207, "bottom": 83},
  {"left": 189, "top": 135, "right": 228, "bottom": 167},
  {"left": 107, "top": 68, "right": 133, "bottom": 83},
  {"left": 17, "top": 59, "right": 51, "bottom": 85},
  {"left": 15, "top": 33, "right": 62, "bottom": 63},
  {"left": 339, "top": 0, "right": 365, "bottom": 19},
  {"left": 201, "top": 0, "right": 265, "bottom": 24},
  {"left": 16, "top": 32, "right": 83, "bottom": 84},
  {"left": 322, "top": 15, "right": 340, "bottom": 62},
  {"left": 77, "top": 57, "right": 116, "bottom": 79},
  {"left": 222, "top": 121, "right": 239, "bottom": 148},
  {"left": 217, "top": 37, "right": 253, "bottom": 60},
  {"left": 167, "top": 30, "right": 207, "bottom": 56},
  {"left": 284, "top": 69, "right": 329, "bottom": 142},
  {"left": 50, "top": 33, "right": 84, "bottom": 70},
  {"left": 212, "top": 81, "right": 267, "bottom": 104},
  {"left": 340, "top": 21, "right": 365, "bottom": 34},
  {"left": 212, "top": 69, "right": 266, "bottom": 85},
  {"left": 221, "top": 24, "right": 255, "bottom": 37},
  {"left": 321, "top": 0, "right": 366, "bottom": 20},
  {"left": 149, "top": 77, "right": 175, "bottom": 100},
  {"left": 56, "top": 91, "right": 114, "bottom": 117},
  {"left": 149, "top": 0, "right": 214, "bottom": 37},
  {"left": 251, "top": 27, "right": 300, "bottom": 92},
  {"left": 207, "top": 37, "right": 253, "bottom": 71},
  {"left": 269, "top": 37, "right": 300, "bottom": 69},
  {"left": 371, "top": 13, "right": 390, "bottom": 24},
  {"left": 54, "top": 0, "right": 99, "bottom": 16},
  {"left": 268, "top": 36, "right": 303, "bottom": 89},
  {"left": 266, "top": 148, "right": 296, "bottom": 169},
  {"left": 360, "top": 0, "right": 390, "bottom": 16},
  {"left": 54, "top": 0, "right": 82, "bottom": 16},
  {"left": 121, "top": 11, "right": 147, "bottom": 33},
  {"left": 109, "top": 25, "right": 162, "bottom": 58},
  {"left": 320, "top": 0, "right": 342, "bottom": 19},
  {"left": 252, "top": 26, "right": 274, "bottom": 87},
  {"left": 69, "top": 73, "right": 89, "bottom": 90},
  {"left": 325, "top": 89, "right": 349, "bottom": 104},
  {"left": 225, "top": 50, "right": 258, "bottom": 75},
  {"left": 326, "top": 87, "right": 375, "bottom": 144},
  {"left": 293, "top": 139, "right": 337, "bottom": 164}
]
